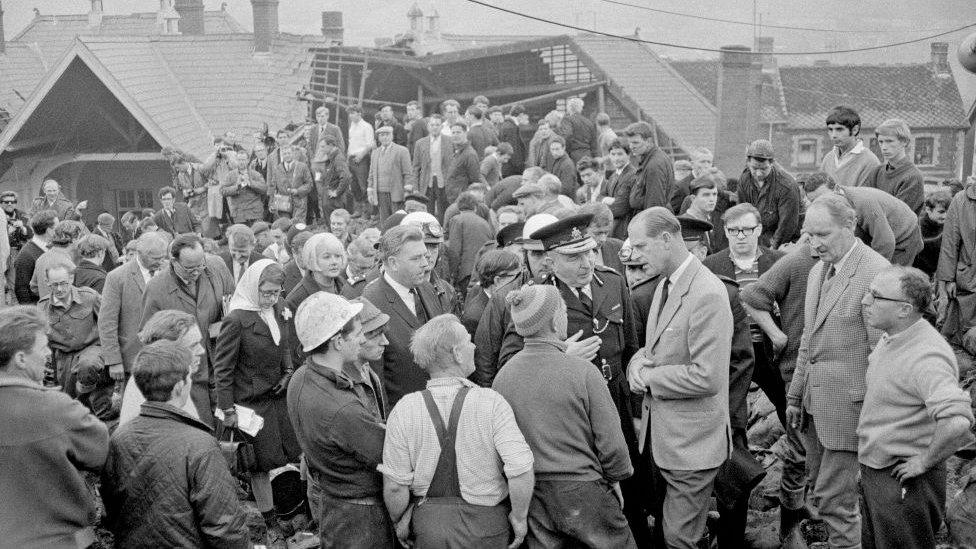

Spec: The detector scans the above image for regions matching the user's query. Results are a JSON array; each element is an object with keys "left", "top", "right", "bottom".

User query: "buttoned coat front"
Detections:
[
  {"left": 98, "top": 259, "right": 149, "bottom": 372},
  {"left": 786, "top": 240, "right": 889, "bottom": 451},
  {"left": 634, "top": 256, "right": 733, "bottom": 471}
]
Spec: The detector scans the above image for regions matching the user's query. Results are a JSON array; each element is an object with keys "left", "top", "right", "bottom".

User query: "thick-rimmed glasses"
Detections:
[
  {"left": 725, "top": 226, "right": 759, "bottom": 238},
  {"left": 864, "top": 290, "right": 910, "bottom": 304}
]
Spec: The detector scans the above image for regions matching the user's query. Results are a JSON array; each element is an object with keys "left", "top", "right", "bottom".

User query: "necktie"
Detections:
[
  {"left": 577, "top": 287, "right": 592, "bottom": 312},
  {"left": 825, "top": 265, "right": 836, "bottom": 281},
  {"left": 655, "top": 278, "right": 671, "bottom": 322},
  {"left": 411, "top": 288, "right": 429, "bottom": 323},
  {"left": 236, "top": 261, "right": 246, "bottom": 282}
]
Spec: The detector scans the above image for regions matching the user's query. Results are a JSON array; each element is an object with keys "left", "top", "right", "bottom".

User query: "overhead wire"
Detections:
[
  {"left": 598, "top": 0, "right": 957, "bottom": 34},
  {"left": 464, "top": 0, "right": 976, "bottom": 56}
]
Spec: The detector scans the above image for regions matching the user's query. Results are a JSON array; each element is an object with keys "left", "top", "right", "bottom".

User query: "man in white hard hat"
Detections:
[{"left": 286, "top": 291, "right": 395, "bottom": 549}]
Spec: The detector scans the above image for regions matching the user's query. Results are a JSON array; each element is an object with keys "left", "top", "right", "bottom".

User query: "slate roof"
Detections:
[
  {"left": 570, "top": 34, "right": 717, "bottom": 151},
  {"left": 0, "top": 34, "right": 317, "bottom": 157},
  {"left": 11, "top": 10, "right": 245, "bottom": 65},
  {"left": 670, "top": 59, "right": 970, "bottom": 130},
  {"left": 0, "top": 43, "right": 49, "bottom": 128}
]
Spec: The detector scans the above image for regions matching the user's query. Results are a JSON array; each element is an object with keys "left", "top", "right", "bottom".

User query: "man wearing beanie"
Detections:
[
  {"left": 493, "top": 285, "right": 636, "bottom": 549},
  {"left": 496, "top": 213, "right": 651, "bottom": 544}
]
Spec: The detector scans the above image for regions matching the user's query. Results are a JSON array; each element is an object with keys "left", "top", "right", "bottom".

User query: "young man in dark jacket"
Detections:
[{"left": 102, "top": 340, "right": 250, "bottom": 549}]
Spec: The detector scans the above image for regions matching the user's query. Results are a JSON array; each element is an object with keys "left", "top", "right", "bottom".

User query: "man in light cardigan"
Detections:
[{"left": 857, "top": 265, "right": 973, "bottom": 549}]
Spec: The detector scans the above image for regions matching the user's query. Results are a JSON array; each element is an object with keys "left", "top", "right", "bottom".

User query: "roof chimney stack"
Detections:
[
  {"left": 714, "top": 45, "right": 762, "bottom": 177},
  {"left": 321, "top": 11, "right": 343, "bottom": 46},
  {"left": 158, "top": 0, "right": 181, "bottom": 35},
  {"left": 89, "top": 0, "right": 104, "bottom": 28},
  {"left": 174, "top": 0, "right": 204, "bottom": 35},
  {"left": 0, "top": 1, "right": 6, "bottom": 54},
  {"left": 931, "top": 42, "right": 951, "bottom": 77},
  {"left": 251, "top": 0, "right": 279, "bottom": 53},
  {"left": 425, "top": 7, "right": 440, "bottom": 39}
]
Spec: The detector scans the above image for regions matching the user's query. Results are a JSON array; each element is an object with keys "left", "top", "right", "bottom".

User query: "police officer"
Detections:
[
  {"left": 496, "top": 213, "right": 651, "bottom": 545},
  {"left": 400, "top": 211, "right": 456, "bottom": 314}
]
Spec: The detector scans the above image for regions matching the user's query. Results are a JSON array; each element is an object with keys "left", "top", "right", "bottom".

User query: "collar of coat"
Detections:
[{"left": 139, "top": 401, "right": 214, "bottom": 433}]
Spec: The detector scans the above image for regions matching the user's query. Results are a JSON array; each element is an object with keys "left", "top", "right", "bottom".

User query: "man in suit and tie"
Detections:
[
  {"left": 367, "top": 126, "right": 415, "bottom": 223},
  {"left": 219, "top": 226, "right": 264, "bottom": 283},
  {"left": 412, "top": 115, "right": 453, "bottom": 222},
  {"left": 626, "top": 206, "right": 733, "bottom": 548},
  {"left": 153, "top": 186, "right": 201, "bottom": 236},
  {"left": 362, "top": 225, "right": 447, "bottom": 407},
  {"left": 784, "top": 194, "right": 890, "bottom": 549},
  {"left": 98, "top": 232, "right": 169, "bottom": 382},
  {"left": 307, "top": 106, "right": 346, "bottom": 169}
]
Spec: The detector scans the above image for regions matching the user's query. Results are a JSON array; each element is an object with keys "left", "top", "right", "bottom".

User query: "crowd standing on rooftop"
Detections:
[{"left": 3, "top": 96, "right": 976, "bottom": 549}]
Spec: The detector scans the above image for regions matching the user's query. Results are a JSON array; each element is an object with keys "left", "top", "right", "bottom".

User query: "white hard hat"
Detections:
[
  {"left": 400, "top": 211, "right": 443, "bottom": 243},
  {"left": 518, "top": 213, "right": 558, "bottom": 251},
  {"left": 295, "top": 291, "right": 363, "bottom": 352}
]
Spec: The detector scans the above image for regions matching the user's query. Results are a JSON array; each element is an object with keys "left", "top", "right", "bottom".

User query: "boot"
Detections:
[{"left": 780, "top": 506, "right": 809, "bottom": 549}]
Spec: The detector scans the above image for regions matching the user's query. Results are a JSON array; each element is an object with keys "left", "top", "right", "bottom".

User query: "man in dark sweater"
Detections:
[
  {"left": 14, "top": 210, "right": 58, "bottom": 304},
  {"left": 736, "top": 140, "right": 802, "bottom": 249},
  {"left": 493, "top": 284, "right": 636, "bottom": 549},
  {"left": 863, "top": 118, "right": 925, "bottom": 214},
  {"left": 73, "top": 233, "right": 110, "bottom": 293}
]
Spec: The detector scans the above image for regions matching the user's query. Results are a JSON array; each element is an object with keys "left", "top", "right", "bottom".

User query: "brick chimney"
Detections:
[
  {"left": 251, "top": 0, "right": 279, "bottom": 53},
  {"left": 714, "top": 45, "right": 762, "bottom": 177},
  {"left": 931, "top": 42, "right": 951, "bottom": 77},
  {"left": 321, "top": 11, "right": 343, "bottom": 45},
  {"left": 0, "top": 0, "right": 6, "bottom": 54},
  {"left": 174, "top": 0, "right": 204, "bottom": 35},
  {"left": 89, "top": 0, "right": 104, "bottom": 29},
  {"left": 754, "top": 36, "right": 775, "bottom": 72}
]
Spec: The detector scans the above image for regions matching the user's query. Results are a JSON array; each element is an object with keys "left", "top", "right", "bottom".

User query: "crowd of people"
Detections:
[{"left": 2, "top": 96, "right": 976, "bottom": 549}]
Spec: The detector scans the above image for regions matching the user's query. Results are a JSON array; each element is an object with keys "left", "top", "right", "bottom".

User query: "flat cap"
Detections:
[
  {"left": 496, "top": 222, "right": 524, "bottom": 248},
  {"left": 404, "top": 194, "right": 430, "bottom": 207},
  {"left": 529, "top": 213, "right": 597, "bottom": 254},
  {"left": 512, "top": 182, "right": 546, "bottom": 199},
  {"left": 746, "top": 139, "right": 775, "bottom": 160},
  {"left": 352, "top": 296, "right": 389, "bottom": 333}
]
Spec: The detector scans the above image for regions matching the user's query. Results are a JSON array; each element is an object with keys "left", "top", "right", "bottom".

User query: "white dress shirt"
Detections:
[
  {"left": 384, "top": 272, "right": 416, "bottom": 315},
  {"left": 348, "top": 119, "right": 376, "bottom": 157}
]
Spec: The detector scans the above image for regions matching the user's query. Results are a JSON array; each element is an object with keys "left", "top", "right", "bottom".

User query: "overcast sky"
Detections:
[{"left": 4, "top": 0, "right": 975, "bottom": 66}]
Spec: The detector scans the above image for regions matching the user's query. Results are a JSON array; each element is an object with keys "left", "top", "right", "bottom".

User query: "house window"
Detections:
[
  {"left": 795, "top": 138, "right": 818, "bottom": 168},
  {"left": 914, "top": 137, "right": 935, "bottom": 166},
  {"left": 117, "top": 189, "right": 155, "bottom": 214}
]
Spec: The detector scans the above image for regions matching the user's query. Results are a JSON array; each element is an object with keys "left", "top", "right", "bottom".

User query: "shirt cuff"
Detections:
[{"left": 377, "top": 463, "right": 413, "bottom": 486}]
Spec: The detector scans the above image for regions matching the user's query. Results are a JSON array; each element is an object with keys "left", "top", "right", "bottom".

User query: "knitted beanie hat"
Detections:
[{"left": 507, "top": 284, "right": 561, "bottom": 337}]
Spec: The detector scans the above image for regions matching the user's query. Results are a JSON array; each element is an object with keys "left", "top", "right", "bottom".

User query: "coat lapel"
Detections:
[
  {"left": 650, "top": 257, "right": 699, "bottom": 346},
  {"left": 380, "top": 277, "right": 422, "bottom": 328},
  {"left": 129, "top": 261, "right": 146, "bottom": 292},
  {"left": 240, "top": 311, "right": 273, "bottom": 341},
  {"left": 555, "top": 279, "right": 590, "bottom": 317},
  {"left": 590, "top": 274, "right": 610, "bottom": 316},
  {"left": 813, "top": 242, "right": 862, "bottom": 331}
]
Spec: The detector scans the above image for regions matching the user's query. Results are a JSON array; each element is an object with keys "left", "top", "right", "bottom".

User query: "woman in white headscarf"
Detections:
[{"left": 212, "top": 259, "right": 301, "bottom": 546}]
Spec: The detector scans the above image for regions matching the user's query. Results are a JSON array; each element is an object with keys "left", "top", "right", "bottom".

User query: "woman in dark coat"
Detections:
[{"left": 213, "top": 259, "right": 300, "bottom": 544}]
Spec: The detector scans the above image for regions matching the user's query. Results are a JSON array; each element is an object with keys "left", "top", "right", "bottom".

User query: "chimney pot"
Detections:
[
  {"left": 321, "top": 11, "right": 343, "bottom": 46},
  {"left": 755, "top": 36, "right": 776, "bottom": 71},
  {"left": 174, "top": 0, "right": 204, "bottom": 35},
  {"left": 251, "top": 0, "right": 279, "bottom": 53},
  {"left": 89, "top": 0, "right": 104, "bottom": 28},
  {"left": 714, "top": 45, "right": 762, "bottom": 177}
]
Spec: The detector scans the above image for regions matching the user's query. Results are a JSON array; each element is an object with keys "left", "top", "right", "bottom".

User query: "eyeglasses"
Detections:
[
  {"left": 1, "top": 200, "right": 16, "bottom": 204},
  {"left": 865, "top": 290, "right": 911, "bottom": 304},
  {"left": 725, "top": 226, "right": 759, "bottom": 237}
]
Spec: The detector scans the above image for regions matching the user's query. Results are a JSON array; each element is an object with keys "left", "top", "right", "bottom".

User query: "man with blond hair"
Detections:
[{"left": 862, "top": 118, "right": 925, "bottom": 214}]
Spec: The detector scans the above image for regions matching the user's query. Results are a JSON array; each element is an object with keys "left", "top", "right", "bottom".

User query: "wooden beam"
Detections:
[
  {"left": 402, "top": 67, "right": 447, "bottom": 98},
  {"left": 426, "top": 81, "right": 605, "bottom": 106},
  {"left": 496, "top": 81, "right": 608, "bottom": 110},
  {"left": 424, "top": 35, "right": 573, "bottom": 66},
  {"left": 93, "top": 103, "right": 133, "bottom": 144},
  {"left": 597, "top": 85, "right": 606, "bottom": 113},
  {"left": 300, "top": 88, "right": 410, "bottom": 109},
  {"left": 5, "top": 133, "right": 63, "bottom": 152}
]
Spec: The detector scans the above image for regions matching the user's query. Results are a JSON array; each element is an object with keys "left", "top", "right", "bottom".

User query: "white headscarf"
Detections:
[{"left": 228, "top": 258, "right": 281, "bottom": 344}]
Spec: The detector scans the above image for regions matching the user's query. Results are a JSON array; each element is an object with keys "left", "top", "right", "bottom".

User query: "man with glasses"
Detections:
[
  {"left": 141, "top": 234, "right": 233, "bottom": 426},
  {"left": 40, "top": 262, "right": 116, "bottom": 420},
  {"left": 858, "top": 266, "right": 973, "bottom": 548},
  {"left": 784, "top": 194, "right": 889, "bottom": 549},
  {"left": 2, "top": 191, "right": 31, "bottom": 252},
  {"left": 736, "top": 139, "right": 802, "bottom": 250}
]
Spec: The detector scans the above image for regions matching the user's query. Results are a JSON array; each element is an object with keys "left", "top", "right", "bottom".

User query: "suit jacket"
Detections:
[
  {"left": 308, "top": 123, "right": 346, "bottom": 164},
  {"left": 412, "top": 134, "right": 452, "bottom": 196},
  {"left": 786, "top": 240, "right": 890, "bottom": 451},
  {"left": 153, "top": 203, "right": 200, "bottom": 236},
  {"left": 633, "top": 255, "right": 733, "bottom": 470},
  {"left": 268, "top": 159, "right": 313, "bottom": 220},
  {"left": 98, "top": 259, "right": 149, "bottom": 371},
  {"left": 367, "top": 143, "right": 414, "bottom": 202},
  {"left": 629, "top": 145, "right": 674, "bottom": 211},
  {"left": 212, "top": 307, "right": 293, "bottom": 410},
  {"left": 221, "top": 168, "right": 268, "bottom": 223},
  {"left": 447, "top": 211, "right": 493, "bottom": 284},
  {"left": 219, "top": 251, "right": 265, "bottom": 282},
  {"left": 444, "top": 142, "right": 483, "bottom": 203},
  {"left": 362, "top": 276, "right": 447, "bottom": 406}
]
